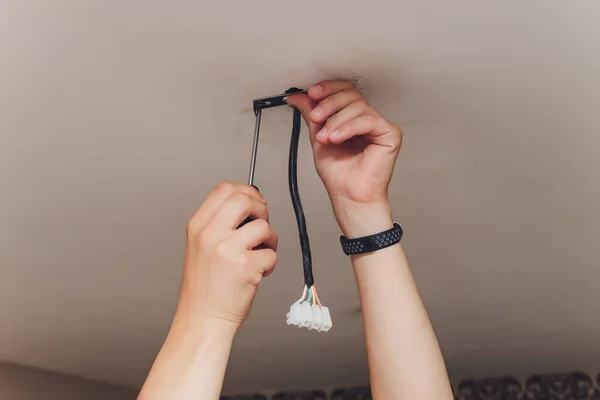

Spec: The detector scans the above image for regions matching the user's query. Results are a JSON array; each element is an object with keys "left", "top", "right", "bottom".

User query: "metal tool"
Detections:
[
  {"left": 246, "top": 89, "right": 307, "bottom": 186},
  {"left": 247, "top": 107, "right": 262, "bottom": 186}
]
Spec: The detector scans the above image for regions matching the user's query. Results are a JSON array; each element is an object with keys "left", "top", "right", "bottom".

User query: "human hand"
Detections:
[
  {"left": 286, "top": 80, "right": 403, "bottom": 237},
  {"left": 178, "top": 182, "right": 278, "bottom": 333}
]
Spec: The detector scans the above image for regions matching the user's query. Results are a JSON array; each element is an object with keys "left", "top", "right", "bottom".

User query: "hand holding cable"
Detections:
[{"left": 286, "top": 80, "right": 402, "bottom": 238}]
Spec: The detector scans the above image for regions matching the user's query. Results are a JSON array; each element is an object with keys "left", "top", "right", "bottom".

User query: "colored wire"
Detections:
[
  {"left": 312, "top": 285, "right": 323, "bottom": 307},
  {"left": 296, "top": 285, "right": 307, "bottom": 303},
  {"left": 306, "top": 286, "right": 313, "bottom": 304}
]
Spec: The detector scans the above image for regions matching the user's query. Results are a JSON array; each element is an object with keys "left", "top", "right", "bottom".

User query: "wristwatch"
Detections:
[{"left": 340, "top": 222, "right": 403, "bottom": 256}]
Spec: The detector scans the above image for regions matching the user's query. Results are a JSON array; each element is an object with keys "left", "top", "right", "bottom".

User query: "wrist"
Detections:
[
  {"left": 332, "top": 199, "right": 394, "bottom": 238},
  {"left": 171, "top": 303, "right": 238, "bottom": 345}
]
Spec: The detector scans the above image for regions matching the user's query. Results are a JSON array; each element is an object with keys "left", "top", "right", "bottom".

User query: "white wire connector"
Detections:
[{"left": 285, "top": 285, "right": 332, "bottom": 332}]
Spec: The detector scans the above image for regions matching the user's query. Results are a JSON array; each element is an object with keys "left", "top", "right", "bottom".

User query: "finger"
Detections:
[
  {"left": 285, "top": 93, "right": 322, "bottom": 146},
  {"left": 188, "top": 183, "right": 265, "bottom": 233},
  {"left": 249, "top": 248, "right": 277, "bottom": 279},
  {"left": 307, "top": 80, "right": 355, "bottom": 101},
  {"left": 326, "top": 114, "right": 400, "bottom": 148},
  {"left": 284, "top": 93, "right": 314, "bottom": 115},
  {"left": 308, "top": 88, "right": 364, "bottom": 125},
  {"left": 213, "top": 192, "right": 269, "bottom": 230},
  {"left": 233, "top": 218, "right": 278, "bottom": 250},
  {"left": 316, "top": 99, "right": 373, "bottom": 143},
  {"left": 196, "top": 183, "right": 264, "bottom": 219}
]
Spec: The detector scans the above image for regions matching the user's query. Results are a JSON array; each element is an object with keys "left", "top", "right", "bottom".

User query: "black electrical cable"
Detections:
[{"left": 287, "top": 90, "right": 314, "bottom": 287}]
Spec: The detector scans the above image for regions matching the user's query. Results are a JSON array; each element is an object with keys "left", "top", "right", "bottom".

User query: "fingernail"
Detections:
[
  {"left": 329, "top": 129, "right": 339, "bottom": 138},
  {"left": 310, "top": 85, "right": 322, "bottom": 94},
  {"left": 311, "top": 107, "right": 322, "bottom": 117},
  {"left": 282, "top": 96, "right": 288, "bottom": 103},
  {"left": 316, "top": 127, "right": 327, "bottom": 139}
]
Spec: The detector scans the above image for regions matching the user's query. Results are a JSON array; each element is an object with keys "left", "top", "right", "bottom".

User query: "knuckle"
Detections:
[
  {"left": 214, "top": 181, "right": 235, "bottom": 196},
  {"left": 395, "top": 123, "right": 403, "bottom": 135},
  {"left": 347, "top": 88, "right": 363, "bottom": 99},
  {"left": 197, "top": 228, "right": 213, "bottom": 246},
  {"left": 246, "top": 201, "right": 268, "bottom": 222},
  {"left": 326, "top": 79, "right": 352, "bottom": 89},
  {"left": 356, "top": 114, "right": 377, "bottom": 128},
  {"left": 185, "top": 222, "right": 197, "bottom": 238},
  {"left": 231, "top": 192, "right": 252, "bottom": 208},
  {"left": 267, "top": 249, "right": 278, "bottom": 265},
  {"left": 387, "top": 123, "right": 403, "bottom": 152},
  {"left": 387, "top": 121, "right": 402, "bottom": 136},
  {"left": 253, "top": 218, "right": 270, "bottom": 235},
  {"left": 365, "top": 114, "right": 378, "bottom": 123},
  {"left": 215, "top": 240, "right": 232, "bottom": 258},
  {"left": 249, "top": 272, "right": 262, "bottom": 286},
  {"left": 394, "top": 125, "right": 404, "bottom": 149},
  {"left": 315, "top": 80, "right": 332, "bottom": 91},
  {"left": 325, "top": 117, "right": 343, "bottom": 131},
  {"left": 350, "top": 99, "right": 369, "bottom": 113},
  {"left": 186, "top": 218, "right": 201, "bottom": 239}
]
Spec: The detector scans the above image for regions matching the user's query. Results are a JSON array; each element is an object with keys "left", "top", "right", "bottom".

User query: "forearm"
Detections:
[
  {"left": 338, "top": 203, "right": 453, "bottom": 400},
  {"left": 138, "top": 306, "right": 235, "bottom": 400}
]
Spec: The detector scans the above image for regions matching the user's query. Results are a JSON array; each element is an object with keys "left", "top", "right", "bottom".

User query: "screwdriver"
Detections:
[
  {"left": 238, "top": 107, "right": 262, "bottom": 228},
  {"left": 247, "top": 107, "right": 262, "bottom": 188}
]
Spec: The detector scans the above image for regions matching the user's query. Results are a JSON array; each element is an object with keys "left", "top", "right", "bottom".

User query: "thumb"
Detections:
[{"left": 285, "top": 93, "right": 323, "bottom": 145}]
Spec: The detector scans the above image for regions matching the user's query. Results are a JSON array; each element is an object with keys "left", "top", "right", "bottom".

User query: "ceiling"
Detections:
[{"left": 1, "top": 0, "right": 599, "bottom": 394}]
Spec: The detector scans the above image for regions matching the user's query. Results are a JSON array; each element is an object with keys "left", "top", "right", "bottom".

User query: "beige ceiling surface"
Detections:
[{"left": 1, "top": 0, "right": 600, "bottom": 393}]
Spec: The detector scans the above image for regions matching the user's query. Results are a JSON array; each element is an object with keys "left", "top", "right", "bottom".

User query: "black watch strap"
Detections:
[{"left": 340, "top": 222, "right": 403, "bottom": 255}]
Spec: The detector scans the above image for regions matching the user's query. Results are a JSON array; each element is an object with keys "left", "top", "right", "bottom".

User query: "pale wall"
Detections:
[{"left": 0, "top": 361, "right": 137, "bottom": 400}]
